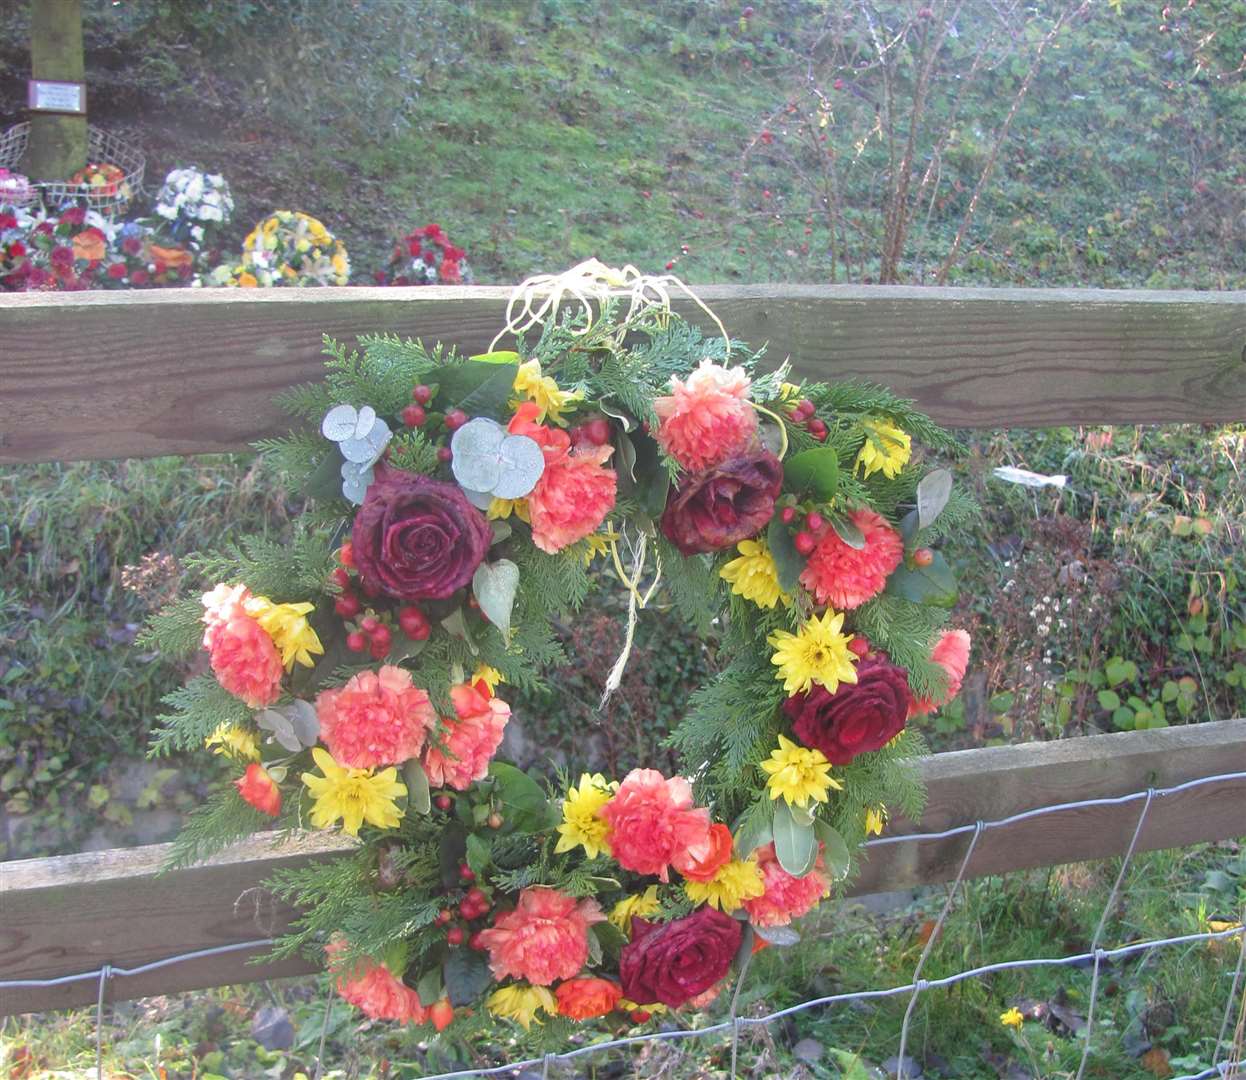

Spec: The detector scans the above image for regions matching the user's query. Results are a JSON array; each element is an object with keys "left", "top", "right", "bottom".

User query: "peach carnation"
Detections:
[
  {"left": 908, "top": 629, "right": 971, "bottom": 716},
  {"left": 742, "top": 842, "right": 830, "bottom": 927},
  {"left": 526, "top": 443, "right": 617, "bottom": 554},
  {"left": 653, "top": 359, "right": 757, "bottom": 471},
  {"left": 327, "top": 941, "right": 426, "bottom": 1025},
  {"left": 477, "top": 886, "right": 605, "bottom": 986},
  {"left": 798, "top": 509, "right": 904, "bottom": 610},
  {"left": 421, "top": 682, "right": 510, "bottom": 790},
  {"left": 209, "top": 614, "right": 283, "bottom": 708},
  {"left": 201, "top": 583, "right": 252, "bottom": 650},
  {"left": 601, "top": 768, "right": 711, "bottom": 882},
  {"left": 316, "top": 665, "right": 436, "bottom": 769},
  {"left": 555, "top": 977, "right": 623, "bottom": 1020}
]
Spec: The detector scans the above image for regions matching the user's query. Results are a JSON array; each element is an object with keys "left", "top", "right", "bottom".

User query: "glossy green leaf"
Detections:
[
  {"left": 767, "top": 516, "right": 804, "bottom": 593},
  {"left": 443, "top": 948, "right": 491, "bottom": 1006},
  {"left": 813, "top": 820, "right": 851, "bottom": 880},
  {"left": 773, "top": 799, "right": 818, "bottom": 877},
  {"left": 783, "top": 447, "right": 839, "bottom": 500},
  {"left": 472, "top": 559, "right": 519, "bottom": 641},
  {"left": 884, "top": 551, "right": 957, "bottom": 607},
  {"left": 403, "top": 759, "right": 431, "bottom": 815},
  {"left": 917, "top": 468, "right": 953, "bottom": 529},
  {"left": 468, "top": 350, "right": 522, "bottom": 364},
  {"left": 488, "top": 761, "right": 551, "bottom": 833}
]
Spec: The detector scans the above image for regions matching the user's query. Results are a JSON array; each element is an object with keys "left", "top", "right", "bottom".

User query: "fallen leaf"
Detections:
[
  {"left": 916, "top": 919, "right": 937, "bottom": 946},
  {"left": 1140, "top": 1047, "right": 1172, "bottom": 1078}
]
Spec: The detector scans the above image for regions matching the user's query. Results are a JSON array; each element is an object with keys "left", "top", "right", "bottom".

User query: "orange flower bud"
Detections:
[
  {"left": 235, "top": 763, "right": 281, "bottom": 817},
  {"left": 429, "top": 998, "right": 455, "bottom": 1032}
]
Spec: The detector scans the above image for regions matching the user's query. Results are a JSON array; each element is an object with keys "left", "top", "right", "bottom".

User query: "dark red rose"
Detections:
[
  {"left": 130, "top": 269, "right": 150, "bottom": 286},
  {"left": 49, "top": 245, "right": 74, "bottom": 270},
  {"left": 122, "top": 236, "right": 143, "bottom": 256},
  {"left": 619, "top": 907, "right": 742, "bottom": 1007},
  {"left": 8, "top": 241, "right": 26, "bottom": 258},
  {"left": 660, "top": 450, "right": 783, "bottom": 555},
  {"left": 106, "top": 262, "right": 127, "bottom": 279},
  {"left": 783, "top": 656, "right": 912, "bottom": 765},
  {"left": 352, "top": 463, "right": 491, "bottom": 601},
  {"left": 58, "top": 207, "right": 86, "bottom": 226}
]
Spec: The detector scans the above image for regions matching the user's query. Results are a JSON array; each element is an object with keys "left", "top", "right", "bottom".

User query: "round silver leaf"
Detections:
[
  {"left": 321, "top": 404, "right": 359, "bottom": 442},
  {"left": 340, "top": 460, "right": 374, "bottom": 504},
  {"left": 353, "top": 404, "right": 377, "bottom": 438},
  {"left": 451, "top": 417, "right": 506, "bottom": 493},
  {"left": 256, "top": 708, "right": 300, "bottom": 752},
  {"left": 366, "top": 418, "right": 392, "bottom": 452},
  {"left": 340, "top": 435, "right": 380, "bottom": 463},
  {"left": 462, "top": 487, "right": 495, "bottom": 510},
  {"left": 285, "top": 700, "right": 320, "bottom": 748},
  {"left": 493, "top": 434, "right": 545, "bottom": 499}
]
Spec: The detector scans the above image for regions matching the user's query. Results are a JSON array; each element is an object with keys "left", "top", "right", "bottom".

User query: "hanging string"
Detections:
[{"left": 600, "top": 529, "right": 662, "bottom": 713}]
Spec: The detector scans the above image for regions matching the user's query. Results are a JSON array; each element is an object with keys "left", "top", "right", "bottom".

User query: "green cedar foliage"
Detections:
[{"left": 148, "top": 675, "right": 253, "bottom": 757}]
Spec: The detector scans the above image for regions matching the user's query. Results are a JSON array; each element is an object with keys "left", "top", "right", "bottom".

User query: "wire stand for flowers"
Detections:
[{"left": 0, "top": 123, "right": 145, "bottom": 218}]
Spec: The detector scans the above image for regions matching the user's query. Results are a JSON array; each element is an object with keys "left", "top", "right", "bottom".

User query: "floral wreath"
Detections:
[
  {"left": 147, "top": 261, "right": 972, "bottom": 1044},
  {"left": 203, "top": 209, "right": 350, "bottom": 287}
]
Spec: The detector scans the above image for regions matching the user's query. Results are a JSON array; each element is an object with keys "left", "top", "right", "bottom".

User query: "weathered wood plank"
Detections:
[
  {"left": 2, "top": 285, "right": 1243, "bottom": 463},
  {"left": 3, "top": 718, "right": 1243, "bottom": 1015}
]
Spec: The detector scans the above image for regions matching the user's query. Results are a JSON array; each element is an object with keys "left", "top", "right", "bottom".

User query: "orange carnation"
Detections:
[
  {"left": 71, "top": 227, "right": 107, "bottom": 263},
  {"left": 201, "top": 582, "right": 252, "bottom": 650},
  {"left": 526, "top": 443, "right": 617, "bottom": 554},
  {"left": 234, "top": 762, "right": 281, "bottom": 816},
  {"left": 601, "top": 768, "right": 711, "bottom": 882},
  {"left": 555, "top": 977, "right": 623, "bottom": 1021},
  {"left": 653, "top": 359, "right": 757, "bottom": 471},
  {"left": 421, "top": 682, "right": 510, "bottom": 790},
  {"left": 798, "top": 508, "right": 904, "bottom": 610},
  {"left": 672, "top": 822, "right": 734, "bottom": 882},
  {"left": 477, "top": 886, "right": 606, "bottom": 986},
  {"left": 316, "top": 665, "right": 436, "bottom": 769},
  {"left": 208, "top": 613, "right": 283, "bottom": 708},
  {"left": 742, "top": 842, "right": 830, "bottom": 927},
  {"left": 908, "top": 629, "right": 971, "bottom": 716},
  {"left": 327, "top": 941, "right": 426, "bottom": 1025}
]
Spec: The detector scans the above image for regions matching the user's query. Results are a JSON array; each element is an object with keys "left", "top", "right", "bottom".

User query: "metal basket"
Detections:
[{"left": 0, "top": 122, "right": 145, "bottom": 218}]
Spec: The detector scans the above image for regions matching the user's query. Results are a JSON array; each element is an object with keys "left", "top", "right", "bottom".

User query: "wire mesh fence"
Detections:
[{"left": 5, "top": 768, "right": 1245, "bottom": 1080}]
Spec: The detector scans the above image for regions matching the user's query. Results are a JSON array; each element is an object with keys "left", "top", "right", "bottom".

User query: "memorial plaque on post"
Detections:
[{"left": 27, "top": 80, "right": 86, "bottom": 114}]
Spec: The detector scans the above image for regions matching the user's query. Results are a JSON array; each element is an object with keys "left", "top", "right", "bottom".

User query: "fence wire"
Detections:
[{"left": 4, "top": 769, "right": 1244, "bottom": 1080}]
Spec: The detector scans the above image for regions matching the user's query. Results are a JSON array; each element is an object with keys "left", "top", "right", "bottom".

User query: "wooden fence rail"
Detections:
[{"left": 3, "top": 719, "right": 1244, "bottom": 1016}]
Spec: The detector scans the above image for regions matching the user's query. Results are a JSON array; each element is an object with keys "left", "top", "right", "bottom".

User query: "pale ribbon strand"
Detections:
[{"left": 600, "top": 530, "right": 662, "bottom": 713}]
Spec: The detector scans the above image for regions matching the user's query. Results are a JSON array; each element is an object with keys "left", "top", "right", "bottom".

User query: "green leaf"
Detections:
[
  {"left": 415, "top": 967, "right": 443, "bottom": 1005},
  {"left": 732, "top": 923, "right": 755, "bottom": 970},
  {"left": 767, "top": 517, "right": 804, "bottom": 594},
  {"left": 733, "top": 807, "right": 773, "bottom": 858},
  {"left": 829, "top": 1050, "right": 876, "bottom": 1080},
  {"left": 1097, "top": 689, "right": 1121, "bottom": 711},
  {"left": 469, "top": 350, "right": 522, "bottom": 364},
  {"left": 628, "top": 433, "right": 671, "bottom": 519},
  {"left": 403, "top": 759, "right": 432, "bottom": 816},
  {"left": 443, "top": 948, "right": 492, "bottom": 1006},
  {"left": 1162, "top": 681, "right": 1179, "bottom": 703},
  {"left": 465, "top": 833, "right": 492, "bottom": 876},
  {"left": 773, "top": 800, "right": 818, "bottom": 877},
  {"left": 917, "top": 468, "right": 953, "bottom": 529},
  {"left": 436, "top": 361, "right": 519, "bottom": 420},
  {"left": 487, "top": 762, "right": 551, "bottom": 833},
  {"left": 1112, "top": 706, "right": 1135, "bottom": 730},
  {"left": 884, "top": 551, "right": 957, "bottom": 607},
  {"left": 752, "top": 923, "right": 800, "bottom": 946},
  {"left": 1105, "top": 657, "right": 1137, "bottom": 686},
  {"left": 782, "top": 447, "right": 839, "bottom": 500},
  {"left": 472, "top": 559, "right": 520, "bottom": 641},
  {"left": 592, "top": 921, "right": 629, "bottom": 967},
  {"left": 813, "top": 820, "right": 851, "bottom": 880},
  {"left": 830, "top": 513, "right": 865, "bottom": 549}
]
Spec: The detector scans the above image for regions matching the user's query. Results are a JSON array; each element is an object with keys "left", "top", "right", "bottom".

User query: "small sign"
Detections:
[{"left": 28, "top": 80, "right": 86, "bottom": 114}]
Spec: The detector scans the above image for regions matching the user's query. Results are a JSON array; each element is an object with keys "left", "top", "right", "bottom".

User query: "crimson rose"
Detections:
[
  {"left": 619, "top": 907, "right": 742, "bottom": 1007},
  {"left": 783, "top": 656, "right": 911, "bottom": 764},
  {"left": 660, "top": 450, "right": 783, "bottom": 555},
  {"left": 352, "top": 465, "right": 491, "bottom": 601}
]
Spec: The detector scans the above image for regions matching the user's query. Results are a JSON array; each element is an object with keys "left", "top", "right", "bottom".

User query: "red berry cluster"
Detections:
[
  {"left": 434, "top": 866, "right": 493, "bottom": 949},
  {"left": 400, "top": 383, "right": 466, "bottom": 466},
  {"left": 332, "top": 543, "right": 431, "bottom": 660},
  {"left": 789, "top": 397, "right": 827, "bottom": 441}
]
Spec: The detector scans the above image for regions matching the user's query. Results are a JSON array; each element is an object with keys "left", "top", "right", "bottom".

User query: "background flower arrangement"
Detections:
[
  {"left": 143, "top": 262, "right": 974, "bottom": 1050},
  {"left": 151, "top": 165, "right": 233, "bottom": 253},
  {"left": 375, "top": 222, "right": 471, "bottom": 286},
  {"left": 203, "top": 209, "right": 350, "bottom": 287}
]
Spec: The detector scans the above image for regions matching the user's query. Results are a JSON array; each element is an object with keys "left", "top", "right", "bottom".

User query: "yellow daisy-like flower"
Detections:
[
  {"left": 856, "top": 417, "right": 912, "bottom": 480},
  {"left": 720, "top": 539, "right": 791, "bottom": 609},
  {"left": 554, "top": 772, "right": 615, "bottom": 859},
  {"left": 683, "top": 858, "right": 765, "bottom": 913},
  {"left": 244, "top": 596, "right": 324, "bottom": 671},
  {"left": 864, "top": 804, "right": 889, "bottom": 837},
  {"left": 204, "top": 722, "right": 260, "bottom": 762},
  {"left": 779, "top": 381, "right": 803, "bottom": 404},
  {"left": 760, "top": 735, "right": 842, "bottom": 808},
  {"left": 486, "top": 983, "right": 557, "bottom": 1029},
  {"left": 768, "top": 609, "right": 859, "bottom": 695},
  {"left": 620, "top": 997, "right": 669, "bottom": 1016},
  {"left": 999, "top": 1007, "right": 1024, "bottom": 1029},
  {"left": 300, "top": 747, "right": 406, "bottom": 836},
  {"left": 609, "top": 885, "right": 661, "bottom": 934},
  {"left": 472, "top": 663, "right": 504, "bottom": 694},
  {"left": 512, "top": 358, "right": 580, "bottom": 425},
  {"left": 488, "top": 497, "right": 531, "bottom": 523},
  {"left": 580, "top": 529, "right": 619, "bottom": 567}
]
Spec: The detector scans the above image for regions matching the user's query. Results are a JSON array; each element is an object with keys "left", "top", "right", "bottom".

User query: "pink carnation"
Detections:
[
  {"left": 209, "top": 614, "right": 283, "bottom": 708},
  {"left": 908, "top": 629, "right": 971, "bottom": 716},
  {"left": 742, "top": 842, "right": 830, "bottom": 927},
  {"left": 316, "top": 665, "right": 436, "bottom": 769},
  {"left": 653, "top": 360, "right": 757, "bottom": 472},
  {"left": 601, "top": 769, "right": 711, "bottom": 882},
  {"left": 327, "top": 941, "right": 426, "bottom": 1025},
  {"left": 422, "top": 682, "right": 510, "bottom": 790},
  {"left": 799, "top": 508, "right": 904, "bottom": 610},
  {"left": 527, "top": 443, "right": 617, "bottom": 554},
  {"left": 477, "top": 886, "right": 605, "bottom": 986},
  {"left": 201, "top": 583, "right": 252, "bottom": 650}
]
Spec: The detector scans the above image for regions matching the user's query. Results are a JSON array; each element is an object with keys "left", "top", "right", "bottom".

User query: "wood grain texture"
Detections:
[
  {"left": 4, "top": 718, "right": 1242, "bottom": 1015},
  {"left": 2, "top": 285, "right": 1244, "bottom": 463}
]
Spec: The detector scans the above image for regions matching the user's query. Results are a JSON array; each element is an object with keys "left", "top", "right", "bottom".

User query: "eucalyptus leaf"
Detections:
[
  {"left": 813, "top": 820, "right": 851, "bottom": 880},
  {"left": 462, "top": 487, "right": 494, "bottom": 510},
  {"left": 830, "top": 514, "right": 865, "bottom": 549},
  {"left": 732, "top": 806, "right": 774, "bottom": 858},
  {"left": 772, "top": 799, "right": 818, "bottom": 877},
  {"left": 917, "top": 469, "right": 953, "bottom": 529},
  {"left": 783, "top": 447, "right": 840, "bottom": 500},
  {"left": 767, "top": 517, "right": 805, "bottom": 593},
  {"left": 753, "top": 923, "right": 800, "bottom": 946},
  {"left": 450, "top": 418, "right": 505, "bottom": 492},
  {"left": 286, "top": 700, "right": 319, "bottom": 748},
  {"left": 339, "top": 460, "right": 374, "bottom": 505},
  {"left": 440, "top": 608, "right": 479, "bottom": 654},
  {"left": 490, "top": 520, "right": 513, "bottom": 545},
  {"left": 321, "top": 404, "right": 359, "bottom": 442},
  {"left": 353, "top": 404, "right": 377, "bottom": 437},
  {"left": 472, "top": 559, "right": 520, "bottom": 641},
  {"left": 403, "top": 759, "right": 432, "bottom": 816},
  {"left": 492, "top": 435, "right": 544, "bottom": 499},
  {"left": 255, "top": 708, "right": 297, "bottom": 752}
]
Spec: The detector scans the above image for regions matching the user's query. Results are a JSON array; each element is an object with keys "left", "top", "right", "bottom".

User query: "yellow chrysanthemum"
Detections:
[
  {"left": 488, "top": 497, "right": 531, "bottom": 523},
  {"left": 779, "top": 381, "right": 803, "bottom": 403},
  {"left": 472, "top": 663, "right": 504, "bottom": 694},
  {"left": 720, "top": 539, "right": 791, "bottom": 609},
  {"left": 244, "top": 596, "right": 323, "bottom": 671},
  {"left": 204, "top": 722, "right": 260, "bottom": 762},
  {"left": 609, "top": 885, "right": 661, "bottom": 934},
  {"left": 760, "top": 735, "right": 842, "bottom": 808},
  {"left": 768, "top": 609, "right": 859, "bottom": 695},
  {"left": 999, "top": 1007, "right": 1024, "bottom": 1029},
  {"left": 554, "top": 772, "right": 615, "bottom": 859},
  {"left": 683, "top": 858, "right": 765, "bottom": 913},
  {"left": 486, "top": 983, "right": 557, "bottom": 1029},
  {"left": 579, "top": 529, "right": 619, "bottom": 567},
  {"left": 864, "top": 804, "right": 889, "bottom": 837},
  {"left": 620, "top": 998, "right": 669, "bottom": 1016},
  {"left": 300, "top": 747, "right": 406, "bottom": 836},
  {"left": 512, "top": 358, "right": 580, "bottom": 425},
  {"left": 856, "top": 417, "right": 912, "bottom": 480}
]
